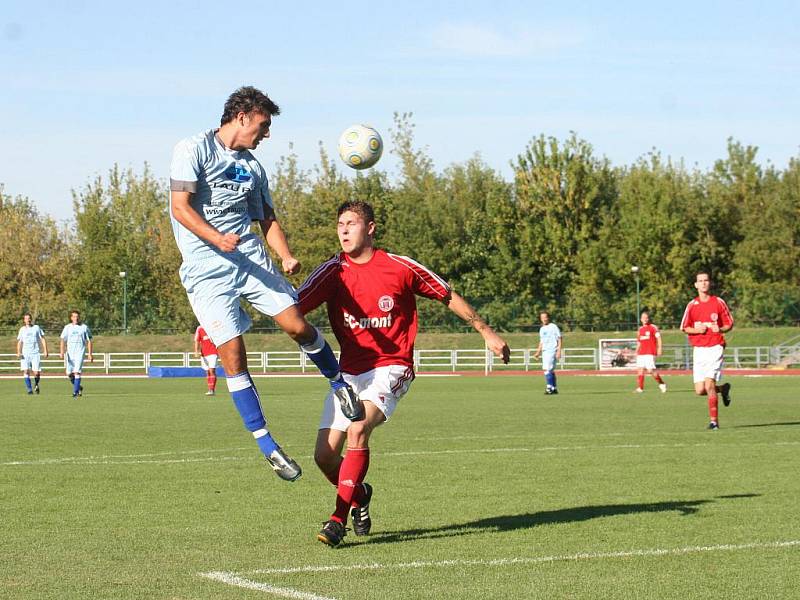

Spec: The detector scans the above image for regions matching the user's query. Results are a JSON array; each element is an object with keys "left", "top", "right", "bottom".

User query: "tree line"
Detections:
[{"left": 2, "top": 113, "right": 799, "bottom": 334}]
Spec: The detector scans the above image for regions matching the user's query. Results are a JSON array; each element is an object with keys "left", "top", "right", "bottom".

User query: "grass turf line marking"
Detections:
[
  {"left": 6, "top": 440, "right": 800, "bottom": 466},
  {"left": 242, "top": 540, "right": 800, "bottom": 576},
  {"left": 200, "top": 571, "right": 335, "bottom": 600}
]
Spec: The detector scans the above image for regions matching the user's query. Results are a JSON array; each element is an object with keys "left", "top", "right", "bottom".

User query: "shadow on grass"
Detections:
[
  {"left": 733, "top": 421, "right": 800, "bottom": 429},
  {"left": 365, "top": 495, "right": 761, "bottom": 546}
]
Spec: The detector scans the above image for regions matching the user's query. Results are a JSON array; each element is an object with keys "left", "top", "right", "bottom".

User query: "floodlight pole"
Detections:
[
  {"left": 119, "top": 271, "right": 128, "bottom": 334},
  {"left": 631, "top": 266, "right": 640, "bottom": 328}
]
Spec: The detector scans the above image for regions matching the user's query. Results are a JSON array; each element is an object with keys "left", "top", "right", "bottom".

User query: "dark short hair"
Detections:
[
  {"left": 640, "top": 308, "right": 650, "bottom": 316},
  {"left": 23, "top": 312, "right": 32, "bottom": 319},
  {"left": 70, "top": 310, "right": 80, "bottom": 317},
  {"left": 540, "top": 311, "right": 550, "bottom": 318},
  {"left": 695, "top": 270, "right": 711, "bottom": 281},
  {"left": 220, "top": 86, "right": 280, "bottom": 126},
  {"left": 337, "top": 200, "right": 375, "bottom": 224}
]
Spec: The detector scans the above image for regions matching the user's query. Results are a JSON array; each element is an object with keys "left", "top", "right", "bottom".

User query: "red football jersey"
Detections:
[
  {"left": 637, "top": 324, "right": 661, "bottom": 355},
  {"left": 298, "top": 249, "right": 451, "bottom": 375},
  {"left": 680, "top": 296, "right": 734, "bottom": 347},
  {"left": 194, "top": 326, "right": 218, "bottom": 356}
]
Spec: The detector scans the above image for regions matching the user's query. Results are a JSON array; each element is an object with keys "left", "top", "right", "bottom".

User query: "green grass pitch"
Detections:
[{"left": 2, "top": 374, "right": 799, "bottom": 599}]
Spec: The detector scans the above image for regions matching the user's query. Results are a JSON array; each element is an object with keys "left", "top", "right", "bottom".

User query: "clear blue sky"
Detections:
[{"left": 2, "top": 1, "right": 798, "bottom": 221}]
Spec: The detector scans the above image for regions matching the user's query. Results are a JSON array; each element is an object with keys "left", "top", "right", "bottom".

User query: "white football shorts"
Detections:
[
  {"left": 692, "top": 345, "right": 724, "bottom": 383},
  {"left": 180, "top": 235, "right": 298, "bottom": 347},
  {"left": 635, "top": 354, "right": 657, "bottom": 370},
  {"left": 200, "top": 353, "right": 219, "bottom": 370},
  {"left": 319, "top": 365, "right": 415, "bottom": 432},
  {"left": 64, "top": 351, "right": 86, "bottom": 374},
  {"left": 20, "top": 353, "right": 42, "bottom": 372},
  {"left": 541, "top": 350, "right": 557, "bottom": 372}
]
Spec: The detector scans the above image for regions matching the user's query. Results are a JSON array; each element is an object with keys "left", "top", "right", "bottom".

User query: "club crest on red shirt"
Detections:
[{"left": 378, "top": 295, "right": 394, "bottom": 312}]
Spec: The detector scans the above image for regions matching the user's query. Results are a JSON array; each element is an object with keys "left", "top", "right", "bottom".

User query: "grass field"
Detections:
[{"left": 2, "top": 374, "right": 799, "bottom": 599}]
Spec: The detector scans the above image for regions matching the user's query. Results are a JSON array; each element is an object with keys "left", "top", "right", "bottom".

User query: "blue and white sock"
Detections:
[
  {"left": 73, "top": 375, "right": 81, "bottom": 395},
  {"left": 23, "top": 375, "right": 32, "bottom": 392},
  {"left": 545, "top": 370, "right": 557, "bottom": 389},
  {"left": 226, "top": 372, "right": 278, "bottom": 456},
  {"left": 300, "top": 328, "right": 341, "bottom": 382}
]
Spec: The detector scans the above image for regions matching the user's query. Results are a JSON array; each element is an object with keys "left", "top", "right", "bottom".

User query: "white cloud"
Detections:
[{"left": 430, "top": 21, "right": 584, "bottom": 57}]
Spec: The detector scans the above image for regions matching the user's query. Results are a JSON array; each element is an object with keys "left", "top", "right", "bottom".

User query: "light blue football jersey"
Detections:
[
  {"left": 539, "top": 323, "right": 561, "bottom": 352},
  {"left": 17, "top": 325, "right": 44, "bottom": 354},
  {"left": 60, "top": 323, "right": 92, "bottom": 355},
  {"left": 169, "top": 129, "right": 273, "bottom": 259}
]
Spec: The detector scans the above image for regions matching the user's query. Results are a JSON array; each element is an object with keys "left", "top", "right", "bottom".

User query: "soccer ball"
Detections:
[{"left": 338, "top": 124, "right": 383, "bottom": 170}]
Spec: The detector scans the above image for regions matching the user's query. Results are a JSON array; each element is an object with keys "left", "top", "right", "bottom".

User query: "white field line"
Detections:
[
  {"left": 4, "top": 440, "right": 800, "bottom": 467},
  {"left": 200, "top": 540, "right": 800, "bottom": 599},
  {"left": 200, "top": 571, "right": 335, "bottom": 600},
  {"left": 243, "top": 540, "right": 800, "bottom": 576}
]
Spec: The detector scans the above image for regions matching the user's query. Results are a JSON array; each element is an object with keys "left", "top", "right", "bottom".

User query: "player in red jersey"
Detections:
[
  {"left": 194, "top": 325, "right": 219, "bottom": 396},
  {"left": 298, "top": 200, "right": 510, "bottom": 547},
  {"left": 634, "top": 310, "right": 667, "bottom": 393},
  {"left": 680, "top": 271, "right": 734, "bottom": 430}
]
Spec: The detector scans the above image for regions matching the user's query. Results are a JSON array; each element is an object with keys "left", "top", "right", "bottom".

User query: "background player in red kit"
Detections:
[
  {"left": 194, "top": 325, "right": 219, "bottom": 396},
  {"left": 680, "top": 271, "right": 734, "bottom": 429},
  {"left": 298, "top": 200, "right": 510, "bottom": 547},
  {"left": 634, "top": 309, "right": 666, "bottom": 393}
]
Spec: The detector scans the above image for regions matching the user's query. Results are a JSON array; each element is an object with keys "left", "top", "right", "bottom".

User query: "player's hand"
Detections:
[
  {"left": 215, "top": 232, "right": 241, "bottom": 253},
  {"left": 556, "top": 350, "right": 562, "bottom": 359},
  {"left": 282, "top": 256, "right": 301, "bottom": 275},
  {"left": 88, "top": 354, "right": 94, "bottom": 363},
  {"left": 485, "top": 333, "right": 510, "bottom": 364},
  {"left": 709, "top": 323, "right": 720, "bottom": 333},
  {"left": 44, "top": 352, "right": 49, "bottom": 358},
  {"left": 194, "top": 351, "right": 200, "bottom": 358},
  {"left": 59, "top": 353, "right": 64, "bottom": 359},
  {"left": 696, "top": 324, "right": 707, "bottom": 333}
]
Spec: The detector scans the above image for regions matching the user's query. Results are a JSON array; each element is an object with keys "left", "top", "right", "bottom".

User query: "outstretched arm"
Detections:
[{"left": 446, "top": 291, "right": 510, "bottom": 363}]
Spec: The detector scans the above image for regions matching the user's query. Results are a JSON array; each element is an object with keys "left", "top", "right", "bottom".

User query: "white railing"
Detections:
[{"left": 0, "top": 344, "right": 789, "bottom": 374}]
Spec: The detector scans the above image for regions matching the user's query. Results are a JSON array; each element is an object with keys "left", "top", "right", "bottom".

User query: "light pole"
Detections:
[
  {"left": 119, "top": 271, "right": 127, "bottom": 334},
  {"left": 631, "top": 266, "right": 640, "bottom": 329}
]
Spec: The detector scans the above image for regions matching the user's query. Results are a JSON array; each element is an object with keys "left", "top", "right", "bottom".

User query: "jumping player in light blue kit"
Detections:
[
  {"left": 533, "top": 311, "right": 562, "bottom": 394},
  {"left": 169, "top": 86, "right": 361, "bottom": 483},
  {"left": 59, "top": 310, "right": 93, "bottom": 398},
  {"left": 17, "top": 313, "right": 48, "bottom": 395}
]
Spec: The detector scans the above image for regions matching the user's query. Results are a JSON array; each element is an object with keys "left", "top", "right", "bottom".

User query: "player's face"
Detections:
[
  {"left": 239, "top": 111, "right": 271, "bottom": 149},
  {"left": 695, "top": 274, "right": 711, "bottom": 295},
  {"left": 641, "top": 313, "right": 650, "bottom": 325},
  {"left": 337, "top": 211, "right": 374, "bottom": 256},
  {"left": 539, "top": 313, "right": 549, "bottom": 325},
  {"left": 70, "top": 313, "right": 79, "bottom": 324},
  {"left": 23, "top": 315, "right": 31, "bottom": 326}
]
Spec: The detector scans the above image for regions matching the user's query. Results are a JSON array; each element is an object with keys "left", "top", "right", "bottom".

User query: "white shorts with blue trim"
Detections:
[
  {"left": 64, "top": 351, "right": 86, "bottom": 374},
  {"left": 180, "top": 235, "right": 298, "bottom": 347},
  {"left": 319, "top": 365, "right": 416, "bottom": 432},
  {"left": 20, "top": 353, "right": 42, "bottom": 372},
  {"left": 541, "top": 351, "right": 557, "bottom": 372}
]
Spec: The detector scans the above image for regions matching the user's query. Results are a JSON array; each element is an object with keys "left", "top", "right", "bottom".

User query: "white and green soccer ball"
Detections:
[{"left": 338, "top": 124, "right": 383, "bottom": 170}]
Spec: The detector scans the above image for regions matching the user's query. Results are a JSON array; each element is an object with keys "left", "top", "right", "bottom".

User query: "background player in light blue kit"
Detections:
[
  {"left": 17, "top": 313, "right": 48, "bottom": 395},
  {"left": 533, "top": 311, "right": 562, "bottom": 394},
  {"left": 59, "top": 310, "right": 93, "bottom": 398},
  {"left": 169, "top": 86, "right": 360, "bottom": 483}
]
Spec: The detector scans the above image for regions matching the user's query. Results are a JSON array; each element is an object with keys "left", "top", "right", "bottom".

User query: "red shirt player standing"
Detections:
[
  {"left": 679, "top": 271, "right": 734, "bottom": 429},
  {"left": 298, "top": 200, "right": 510, "bottom": 547},
  {"left": 194, "top": 325, "right": 219, "bottom": 396},
  {"left": 634, "top": 310, "right": 666, "bottom": 393}
]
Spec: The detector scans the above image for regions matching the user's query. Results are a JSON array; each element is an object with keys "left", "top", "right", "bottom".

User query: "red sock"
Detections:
[
  {"left": 708, "top": 394, "right": 718, "bottom": 422},
  {"left": 322, "top": 459, "right": 366, "bottom": 503},
  {"left": 331, "top": 447, "right": 370, "bottom": 524},
  {"left": 654, "top": 374, "right": 664, "bottom": 384},
  {"left": 208, "top": 373, "right": 217, "bottom": 391},
  {"left": 637, "top": 375, "right": 644, "bottom": 389}
]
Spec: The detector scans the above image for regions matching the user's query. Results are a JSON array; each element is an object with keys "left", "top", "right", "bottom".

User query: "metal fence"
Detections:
[{"left": 3, "top": 344, "right": 798, "bottom": 374}]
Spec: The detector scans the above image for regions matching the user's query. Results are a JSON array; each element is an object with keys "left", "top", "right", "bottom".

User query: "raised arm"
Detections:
[{"left": 446, "top": 291, "right": 510, "bottom": 363}]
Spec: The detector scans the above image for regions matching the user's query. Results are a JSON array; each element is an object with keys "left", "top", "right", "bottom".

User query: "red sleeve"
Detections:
[
  {"left": 386, "top": 253, "right": 450, "bottom": 301},
  {"left": 680, "top": 302, "right": 694, "bottom": 330},
  {"left": 297, "top": 256, "right": 340, "bottom": 314},
  {"left": 194, "top": 327, "right": 202, "bottom": 342},
  {"left": 717, "top": 297, "right": 734, "bottom": 327}
]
